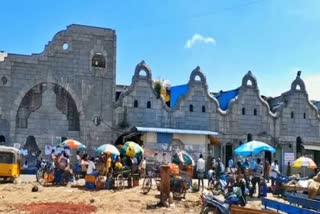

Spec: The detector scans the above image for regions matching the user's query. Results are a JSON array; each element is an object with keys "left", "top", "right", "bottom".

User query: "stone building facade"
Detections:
[
  {"left": 1, "top": 25, "right": 319, "bottom": 171},
  {"left": 0, "top": 25, "right": 116, "bottom": 154}
]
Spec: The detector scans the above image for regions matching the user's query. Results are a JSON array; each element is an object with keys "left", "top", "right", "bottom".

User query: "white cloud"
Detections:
[
  {"left": 184, "top": 33, "right": 216, "bottom": 48},
  {"left": 304, "top": 74, "right": 320, "bottom": 100}
]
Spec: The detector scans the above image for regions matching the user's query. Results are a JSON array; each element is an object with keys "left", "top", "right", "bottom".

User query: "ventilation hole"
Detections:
[
  {"left": 147, "top": 101, "right": 151, "bottom": 109},
  {"left": 189, "top": 104, "right": 193, "bottom": 112},
  {"left": 296, "top": 84, "right": 301, "bottom": 90},
  {"left": 254, "top": 108, "right": 257, "bottom": 116},
  {"left": 195, "top": 75, "right": 201, "bottom": 81},
  {"left": 62, "top": 43, "right": 69, "bottom": 50},
  {"left": 303, "top": 113, "right": 306, "bottom": 119},
  {"left": 92, "top": 53, "right": 106, "bottom": 68},
  {"left": 202, "top": 105, "right": 206, "bottom": 113},
  {"left": 1, "top": 76, "right": 8, "bottom": 85},
  {"left": 134, "top": 100, "right": 138, "bottom": 108},
  {"left": 291, "top": 111, "right": 294, "bottom": 118},
  {"left": 242, "top": 107, "right": 246, "bottom": 115},
  {"left": 139, "top": 70, "right": 147, "bottom": 76},
  {"left": 247, "top": 79, "right": 253, "bottom": 86}
]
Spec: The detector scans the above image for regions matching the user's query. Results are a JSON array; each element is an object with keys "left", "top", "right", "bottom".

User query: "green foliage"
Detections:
[{"left": 153, "top": 81, "right": 162, "bottom": 99}]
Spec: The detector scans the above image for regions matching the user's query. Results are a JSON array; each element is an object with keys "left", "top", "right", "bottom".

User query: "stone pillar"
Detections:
[{"left": 160, "top": 165, "right": 170, "bottom": 207}]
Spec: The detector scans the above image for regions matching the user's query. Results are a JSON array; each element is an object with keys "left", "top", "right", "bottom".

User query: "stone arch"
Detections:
[
  {"left": 13, "top": 80, "right": 83, "bottom": 124},
  {"left": 189, "top": 66, "right": 207, "bottom": 85},
  {"left": 291, "top": 71, "right": 306, "bottom": 92},
  {"left": 241, "top": 70, "right": 258, "bottom": 88},
  {"left": 133, "top": 60, "right": 152, "bottom": 80},
  {"left": 15, "top": 82, "right": 80, "bottom": 131}
]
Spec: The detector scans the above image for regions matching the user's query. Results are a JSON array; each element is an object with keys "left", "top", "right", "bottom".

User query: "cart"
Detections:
[{"left": 113, "top": 167, "right": 131, "bottom": 190}]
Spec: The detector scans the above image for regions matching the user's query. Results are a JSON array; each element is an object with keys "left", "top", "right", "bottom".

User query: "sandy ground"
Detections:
[{"left": 0, "top": 175, "right": 282, "bottom": 214}]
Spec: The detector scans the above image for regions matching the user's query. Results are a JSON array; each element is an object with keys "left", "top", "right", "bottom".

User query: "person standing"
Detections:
[
  {"left": 250, "top": 158, "right": 263, "bottom": 198},
  {"left": 286, "top": 161, "right": 291, "bottom": 177},
  {"left": 87, "top": 157, "right": 97, "bottom": 175},
  {"left": 228, "top": 157, "right": 234, "bottom": 171},
  {"left": 105, "top": 153, "right": 112, "bottom": 176},
  {"left": 271, "top": 160, "right": 279, "bottom": 186},
  {"left": 215, "top": 158, "right": 225, "bottom": 179},
  {"left": 196, "top": 154, "right": 205, "bottom": 191},
  {"left": 140, "top": 157, "right": 146, "bottom": 177},
  {"left": 264, "top": 160, "right": 271, "bottom": 183}
]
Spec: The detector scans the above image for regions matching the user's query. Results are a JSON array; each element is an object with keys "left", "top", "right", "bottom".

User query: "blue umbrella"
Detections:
[{"left": 234, "top": 140, "right": 276, "bottom": 156}]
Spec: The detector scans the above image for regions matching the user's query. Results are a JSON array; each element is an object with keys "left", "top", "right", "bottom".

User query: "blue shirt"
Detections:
[{"left": 228, "top": 159, "right": 234, "bottom": 168}]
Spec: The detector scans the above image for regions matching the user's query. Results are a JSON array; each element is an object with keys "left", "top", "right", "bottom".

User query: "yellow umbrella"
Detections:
[
  {"left": 292, "top": 156, "right": 317, "bottom": 169},
  {"left": 292, "top": 156, "right": 317, "bottom": 176}
]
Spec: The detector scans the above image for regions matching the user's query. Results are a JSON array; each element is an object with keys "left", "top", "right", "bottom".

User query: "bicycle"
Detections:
[{"left": 142, "top": 167, "right": 161, "bottom": 194}]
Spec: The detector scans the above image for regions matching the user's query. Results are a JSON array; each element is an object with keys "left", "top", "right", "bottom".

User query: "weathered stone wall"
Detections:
[
  {"left": 0, "top": 24, "right": 116, "bottom": 153},
  {"left": 114, "top": 61, "right": 169, "bottom": 129}
]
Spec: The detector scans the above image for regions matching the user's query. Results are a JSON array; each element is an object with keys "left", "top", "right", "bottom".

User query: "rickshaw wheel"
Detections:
[
  {"left": 142, "top": 177, "right": 152, "bottom": 194},
  {"left": 116, "top": 174, "right": 125, "bottom": 190}
]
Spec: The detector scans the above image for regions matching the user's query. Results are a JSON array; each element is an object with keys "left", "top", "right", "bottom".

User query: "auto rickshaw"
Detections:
[{"left": 0, "top": 146, "right": 22, "bottom": 183}]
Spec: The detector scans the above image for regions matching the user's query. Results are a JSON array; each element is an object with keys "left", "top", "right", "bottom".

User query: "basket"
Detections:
[{"left": 96, "top": 181, "right": 105, "bottom": 189}]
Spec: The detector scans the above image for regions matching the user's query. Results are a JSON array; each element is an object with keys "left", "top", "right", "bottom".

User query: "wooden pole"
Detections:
[{"left": 160, "top": 165, "right": 171, "bottom": 207}]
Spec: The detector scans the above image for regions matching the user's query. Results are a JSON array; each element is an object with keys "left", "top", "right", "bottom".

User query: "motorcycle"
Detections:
[
  {"left": 200, "top": 186, "right": 248, "bottom": 214},
  {"left": 210, "top": 174, "right": 227, "bottom": 195},
  {"left": 36, "top": 160, "right": 52, "bottom": 182}
]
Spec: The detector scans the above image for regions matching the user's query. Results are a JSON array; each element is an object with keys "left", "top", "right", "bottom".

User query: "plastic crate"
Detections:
[
  {"left": 85, "top": 175, "right": 96, "bottom": 183},
  {"left": 85, "top": 182, "right": 96, "bottom": 189}
]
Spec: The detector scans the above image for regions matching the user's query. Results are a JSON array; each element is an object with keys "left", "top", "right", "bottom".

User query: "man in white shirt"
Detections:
[
  {"left": 196, "top": 154, "right": 205, "bottom": 191},
  {"left": 271, "top": 160, "right": 279, "bottom": 186},
  {"left": 86, "top": 157, "right": 96, "bottom": 175}
]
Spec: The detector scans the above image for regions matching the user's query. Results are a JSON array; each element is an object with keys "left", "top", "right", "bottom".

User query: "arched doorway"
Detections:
[
  {"left": 225, "top": 143, "right": 233, "bottom": 166},
  {"left": 296, "top": 136, "right": 303, "bottom": 158},
  {"left": 23, "top": 136, "right": 41, "bottom": 168}
]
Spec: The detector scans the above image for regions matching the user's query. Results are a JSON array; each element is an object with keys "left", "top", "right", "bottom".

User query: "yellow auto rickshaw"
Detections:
[{"left": 0, "top": 146, "right": 22, "bottom": 182}]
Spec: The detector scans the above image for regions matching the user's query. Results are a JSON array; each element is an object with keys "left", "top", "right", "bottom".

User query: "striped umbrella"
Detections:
[
  {"left": 292, "top": 156, "right": 317, "bottom": 169},
  {"left": 96, "top": 144, "right": 120, "bottom": 156},
  {"left": 61, "top": 139, "right": 86, "bottom": 149},
  {"left": 120, "top": 141, "right": 144, "bottom": 158},
  {"left": 292, "top": 156, "right": 317, "bottom": 177}
]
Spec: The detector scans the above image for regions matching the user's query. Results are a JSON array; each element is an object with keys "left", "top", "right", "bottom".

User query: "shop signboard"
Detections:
[{"left": 283, "top": 152, "right": 295, "bottom": 166}]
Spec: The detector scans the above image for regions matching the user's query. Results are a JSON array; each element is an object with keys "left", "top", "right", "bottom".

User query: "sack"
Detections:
[
  {"left": 308, "top": 180, "right": 320, "bottom": 199},
  {"left": 313, "top": 172, "right": 320, "bottom": 183}
]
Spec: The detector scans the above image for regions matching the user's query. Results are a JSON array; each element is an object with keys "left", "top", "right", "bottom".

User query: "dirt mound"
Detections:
[{"left": 16, "top": 202, "right": 96, "bottom": 214}]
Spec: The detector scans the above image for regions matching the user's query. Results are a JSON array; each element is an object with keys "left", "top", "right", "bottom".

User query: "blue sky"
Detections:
[{"left": 1, "top": 0, "right": 320, "bottom": 99}]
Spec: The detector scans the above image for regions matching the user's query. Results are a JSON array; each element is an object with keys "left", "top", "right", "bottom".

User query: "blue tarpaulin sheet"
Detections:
[
  {"left": 170, "top": 84, "right": 189, "bottom": 107},
  {"left": 313, "top": 101, "right": 320, "bottom": 109},
  {"left": 215, "top": 89, "right": 239, "bottom": 111}
]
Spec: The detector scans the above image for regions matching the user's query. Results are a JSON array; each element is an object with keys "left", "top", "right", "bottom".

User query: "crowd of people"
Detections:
[
  {"left": 196, "top": 154, "right": 282, "bottom": 198},
  {"left": 38, "top": 148, "right": 147, "bottom": 185}
]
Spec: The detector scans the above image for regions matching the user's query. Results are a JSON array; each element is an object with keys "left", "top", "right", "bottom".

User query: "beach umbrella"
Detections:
[
  {"left": 120, "top": 141, "right": 144, "bottom": 158},
  {"left": 172, "top": 150, "right": 194, "bottom": 165},
  {"left": 96, "top": 144, "right": 120, "bottom": 156},
  {"left": 234, "top": 140, "right": 275, "bottom": 156},
  {"left": 292, "top": 156, "right": 317, "bottom": 177},
  {"left": 61, "top": 139, "right": 86, "bottom": 149}
]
